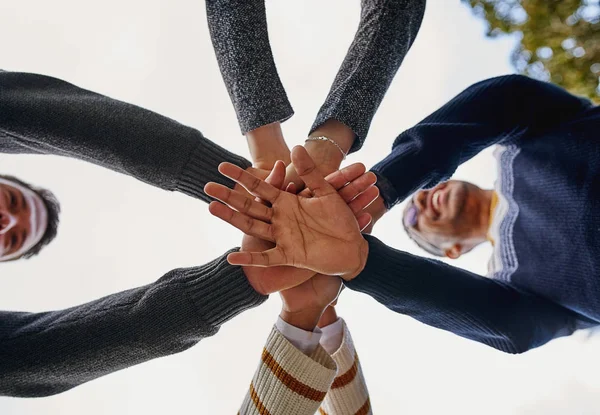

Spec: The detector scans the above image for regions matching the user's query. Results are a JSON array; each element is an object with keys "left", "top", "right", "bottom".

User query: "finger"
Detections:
[
  {"left": 357, "top": 212, "right": 372, "bottom": 232},
  {"left": 338, "top": 172, "right": 377, "bottom": 203},
  {"left": 291, "top": 146, "right": 334, "bottom": 197},
  {"left": 218, "top": 163, "right": 281, "bottom": 203},
  {"left": 208, "top": 202, "right": 274, "bottom": 242},
  {"left": 348, "top": 185, "right": 380, "bottom": 215},
  {"left": 265, "top": 160, "right": 286, "bottom": 190},
  {"left": 285, "top": 182, "right": 298, "bottom": 194},
  {"left": 204, "top": 183, "right": 272, "bottom": 222},
  {"left": 227, "top": 247, "right": 287, "bottom": 267},
  {"left": 324, "top": 163, "right": 366, "bottom": 190}
]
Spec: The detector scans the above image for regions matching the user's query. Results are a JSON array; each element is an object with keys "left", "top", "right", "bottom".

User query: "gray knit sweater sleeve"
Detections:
[
  {"left": 0, "top": 71, "right": 251, "bottom": 203},
  {"left": 0, "top": 249, "right": 267, "bottom": 398},
  {"left": 206, "top": 0, "right": 426, "bottom": 152}
]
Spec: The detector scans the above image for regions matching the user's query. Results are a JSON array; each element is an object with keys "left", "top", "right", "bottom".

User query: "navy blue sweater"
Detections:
[{"left": 347, "top": 75, "right": 600, "bottom": 353}]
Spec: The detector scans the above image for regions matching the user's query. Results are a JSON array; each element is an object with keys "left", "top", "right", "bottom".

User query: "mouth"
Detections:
[{"left": 427, "top": 186, "right": 446, "bottom": 216}]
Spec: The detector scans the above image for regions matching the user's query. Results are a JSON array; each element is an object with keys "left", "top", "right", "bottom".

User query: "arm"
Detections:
[
  {"left": 319, "top": 316, "right": 372, "bottom": 415},
  {"left": 345, "top": 235, "right": 592, "bottom": 354},
  {"left": 0, "top": 250, "right": 266, "bottom": 397},
  {"left": 205, "top": 0, "right": 294, "bottom": 135},
  {"left": 239, "top": 273, "right": 341, "bottom": 414},
  {"left": 310, "top": 0, "right": 427, "bottom": 153},
  {"left": 0, "top": 71, "right": 251, "bottom": 203},
  {"left": 239, "top": 326, "right": 336, "bottom": 415},
  {"left": 371, "top": 75, "right": 593, "bottom": 208}
]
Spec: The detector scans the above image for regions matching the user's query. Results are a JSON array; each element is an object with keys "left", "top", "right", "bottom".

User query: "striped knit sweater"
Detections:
[{"left": 240, "top": 320, "right": 371, "bottom": 415}]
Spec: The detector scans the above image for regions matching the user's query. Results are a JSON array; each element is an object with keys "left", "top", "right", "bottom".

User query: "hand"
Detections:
[
  {"left": 279, "top": 274, "right": 342, "bottom": 331},
  {"left": 205, "top": 146, "right": 373, "bottom": 280},
  {"left": 285, "top": 120, "right": 355, "bottom": 191},
  {"left": 237, "top": 160, "right": 377, "bottom": 293},
  {"left": 239, "top": 162, "right": 314, "bottom": 295}
]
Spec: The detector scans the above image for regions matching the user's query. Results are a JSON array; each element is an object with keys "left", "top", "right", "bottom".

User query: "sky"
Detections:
[{"left": 1, "top": 0, "right": 600, "bottom": 414}]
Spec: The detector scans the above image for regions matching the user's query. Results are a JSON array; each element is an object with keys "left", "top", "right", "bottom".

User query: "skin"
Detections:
[
  {"left": 0, "top": 178, "right": 48, "bottom": 262},
  {"left": 405, "top": 180, "right": 493, "bottom": 259},
  {"left": 244, "top": 121, "right": 356, "bottom": 331},
  {"left": 204, "top": 146, "right": 372, "bottom": 281}
]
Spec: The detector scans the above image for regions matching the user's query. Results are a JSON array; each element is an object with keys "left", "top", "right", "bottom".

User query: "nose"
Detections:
[
  {"left": 414, "top": 190, "right": 428, "bottom": 212},
  {"left": 0, "top": 211, "right": 17, "bottom": 234}
]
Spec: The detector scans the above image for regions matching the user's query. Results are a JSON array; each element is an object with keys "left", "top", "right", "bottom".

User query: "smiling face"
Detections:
[
  {"left": 0, "top": 178, "right": 49, "bottom": 261},
  {"left": 403, "top": 180, "right": 491, "bottom": 258}
]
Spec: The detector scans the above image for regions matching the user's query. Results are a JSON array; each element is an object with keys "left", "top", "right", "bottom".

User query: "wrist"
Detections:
[
  {"left": 317, "top": 306, "right": 338, "bottom": 328},
  {"left": 246, "top": 122, "right": 291, "bottom": 169},
  {"left": 342, "top": 238, "right": 369, "bottom": 281},
  {"left": 280, "top": 308, "right": 323, "bottom": 332}
]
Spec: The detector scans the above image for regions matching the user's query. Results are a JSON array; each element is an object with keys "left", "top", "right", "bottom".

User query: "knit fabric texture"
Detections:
[
  {"left": 0, "top": 71, "right": 251, "bottom": 204},
  {"left": 240, "top": 321, "right": 371, "bottom": 415},
  {"left": 320, "top": 319, "right": 372, "bottom": 415},
  {"left": 351, "top": 75, "right": 600, "bottom": 353},
  {"left": 239, "top": 326, "right": 337, "bottom": 415},
  {"left": 206, "top": 0, "right": 426, "bottom": 152},
  {"left": 0, "top": 71, "right": 265, "bottom": 397},
  {"left": 1, "top": 249, "right": 266, "bottom": 397}
]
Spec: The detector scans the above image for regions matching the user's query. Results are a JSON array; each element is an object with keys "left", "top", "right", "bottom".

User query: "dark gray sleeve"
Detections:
[
  {"left": 205, "top": 0, "right": 294, "bottom": 134},
  {"left": 0, "top": 249, "right": 267, "bottom": 398},
  {"left": 310, "top": 0, "right": 426, "bottom": 152},
  {"left": 0, "top": 71, "right": 251, "bottom": 203}
]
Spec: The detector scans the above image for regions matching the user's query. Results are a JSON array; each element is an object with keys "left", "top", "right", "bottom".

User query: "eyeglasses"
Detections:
[{"left": 403, "top": 201, "right": 419, "bottom": 228}]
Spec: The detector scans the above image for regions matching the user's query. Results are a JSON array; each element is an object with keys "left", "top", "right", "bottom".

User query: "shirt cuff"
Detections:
[
  {"left": 319, "top": 318, "right": 345, "bottom": 355},
  {"left": 275, "top": 316, "right": 322, "bottom": 355}
]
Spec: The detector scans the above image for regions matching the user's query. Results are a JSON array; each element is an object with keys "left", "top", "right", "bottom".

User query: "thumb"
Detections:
[
  {"left": 291, "top": 146, "right": 334, "bottom": 197},
  {"left": 264, "top": 160, "right": 286, "bottom": 190}
]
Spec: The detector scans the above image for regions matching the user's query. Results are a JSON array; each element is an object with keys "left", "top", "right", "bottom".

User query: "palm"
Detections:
[
  {"left": 206, "top": 146, "right": 374, "bottom": 280},
  {"left": 241, "top": 234, "right": 313, "bottom": 295},
  {"left": 268, "top": 191, "right": 365, "bottom": 275}
]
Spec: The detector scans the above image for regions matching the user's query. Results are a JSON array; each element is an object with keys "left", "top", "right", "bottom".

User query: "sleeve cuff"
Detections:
[
  {"left": 181, "top": 248, "right": 268, "bottom": 328},
  {"left": 275, "top": 316, "right": 322, "bottom": 355},
  {"left": 319, "top": 318, "right": 344, "bottom": 355},
  {"left": 175, "top": 136, "right": 252, "bottom": 203},
  {"left": 371, "top": 170, "right": 401, "bottom": 209}
]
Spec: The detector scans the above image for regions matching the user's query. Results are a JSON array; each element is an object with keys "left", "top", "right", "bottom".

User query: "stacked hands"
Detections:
[{"left": 204, "top": 146, "right": 376, "bottom": 331}]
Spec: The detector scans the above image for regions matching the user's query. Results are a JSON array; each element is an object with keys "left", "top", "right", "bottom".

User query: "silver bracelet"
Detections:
[{"left": 305, "top": 136, "right": 347, "bottom": 160}]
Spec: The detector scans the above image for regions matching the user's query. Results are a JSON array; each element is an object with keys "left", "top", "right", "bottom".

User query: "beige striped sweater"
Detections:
[{"left": 239, "top": 320, "right": 371, "bottom": 414}]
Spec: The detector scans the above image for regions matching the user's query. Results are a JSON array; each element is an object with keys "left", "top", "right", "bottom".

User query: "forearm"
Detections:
[
  {"left": 245, "top": 122, "right": 290, "bottom": 169},
  {"left": 345, "top": 235, "right": 583, "bottom": 354},
  {"left": 0, "top": 71, "right": 250, "bottom": 203},
  {"left": 206, "top": 0, "right": 294, "bottom": 134},
  {"left": 0, "top": 249, "right": 266, "bottom": 397},
  {"left": 371, "top": 75, "right": 593, "bottom": 208},
  {"left": 310, "top": 0, "right": 426, "bottom": 152}
]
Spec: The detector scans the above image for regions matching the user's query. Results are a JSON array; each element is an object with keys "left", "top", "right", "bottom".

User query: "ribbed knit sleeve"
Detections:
[
  {"left": 0, "top": 249, "right": 266, "bottom": 398},
  {"left": 310, "top": 0, "right": 426, "bottom": 152},
  {"left": 205, "top": 0, "right": 294, "bottom": 134},
  {"left": 319, "top": 319, "right": 372, "bottom": 415},
  {"left": 239, "top": 326, "right": 337, "bottom": 415},
  {"left": 0, "top": 71, "right": 251, "bottom": 204},
  {"left": 344, "top": 235, "right": 587, "bottom": 354},
  {"left": 371, "top": 75, "right": 593, "bottom": 208}
]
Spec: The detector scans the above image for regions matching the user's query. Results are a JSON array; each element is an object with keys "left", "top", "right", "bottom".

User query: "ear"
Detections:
[{"left": 444, "top": 244, "right": 462, "bottom": 259}]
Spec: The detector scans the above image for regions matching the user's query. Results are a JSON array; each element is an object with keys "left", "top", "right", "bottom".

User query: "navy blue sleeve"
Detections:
[
  {"left": 345, "top": 235, "right": 590, "bottom": 354},
  {"left": 371, "top": 75, "right": 593, "bottom": 207}
]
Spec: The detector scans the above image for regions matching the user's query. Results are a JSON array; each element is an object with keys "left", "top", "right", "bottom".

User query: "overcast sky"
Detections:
[{"left": 1, "top": 0, "right": 599, "bottom": 414}]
